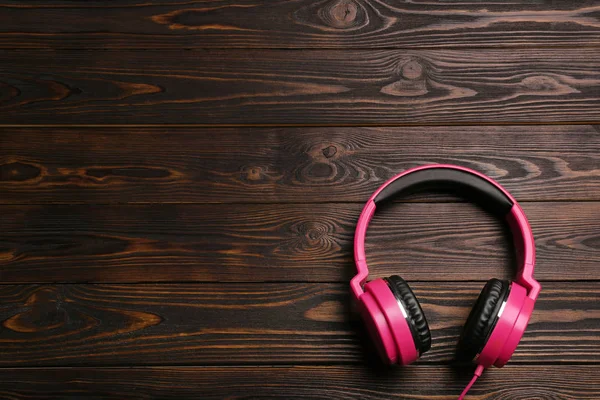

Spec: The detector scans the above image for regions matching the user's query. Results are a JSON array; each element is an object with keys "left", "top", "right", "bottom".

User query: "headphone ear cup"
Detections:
[
  {"left": 458, "top": 278, "right": 509, "bottom": 361},
  {"left": 386, "top": 275, "right": 431, "bottom": 354}
]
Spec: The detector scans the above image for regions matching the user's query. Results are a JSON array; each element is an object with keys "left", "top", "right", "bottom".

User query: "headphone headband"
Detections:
[{"left": 351, "top": 164, "right": 540, "bottom": 303}]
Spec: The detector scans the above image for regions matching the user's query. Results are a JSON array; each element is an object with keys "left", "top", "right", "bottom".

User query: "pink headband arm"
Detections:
[{"left": 351, "top": 164, "right": 540, "bottom": 303}]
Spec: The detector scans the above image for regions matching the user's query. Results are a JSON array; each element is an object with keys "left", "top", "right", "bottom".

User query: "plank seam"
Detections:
[{"left": 1, "top": 121, "right": 599, "bottom": 128}]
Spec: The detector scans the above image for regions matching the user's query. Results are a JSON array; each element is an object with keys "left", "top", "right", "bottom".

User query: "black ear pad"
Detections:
[
  {"left": 386, "top": 275, "right": 431, "bottom": 354},
  {"left": 458, "top": 278, "right": 510, "bottom": 361}
]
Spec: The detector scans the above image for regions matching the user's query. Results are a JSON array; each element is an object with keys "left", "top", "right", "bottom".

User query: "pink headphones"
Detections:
[{"left": 351, "top": 164, "right": 541, "bottom": 398}]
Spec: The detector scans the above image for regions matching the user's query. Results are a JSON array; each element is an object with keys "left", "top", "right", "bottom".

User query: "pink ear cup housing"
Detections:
[
  {"left": 359, "top": 279, "right": 419, "bottom": 365},
  {"left": 359, "top": 290, "right": 397, "bottom": 363},
  {"left": 476, "top": 282, "right": 532, "bottom": 368},
  {"left": 495, "top": 296, "right": 535, "bottom": 367}
]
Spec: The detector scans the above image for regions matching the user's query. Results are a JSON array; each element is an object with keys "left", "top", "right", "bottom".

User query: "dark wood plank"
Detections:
[
  {"left": 0, "top": 366, "right": 597, "bottom": 399},
  {"left": 1, "top": 202, "right": 598, "bottom": 283},
  {"left": 1, "top": 1, "right": 600, "bottom": 50},
  {"left": 0, "top": 282, "right": 597, "bottom": 366},
  {"left": 2, "top": 126, "right": 599, "bottom": 204},
  {"left": 1, "top": 49, "right": 600, "bottom": 124}
]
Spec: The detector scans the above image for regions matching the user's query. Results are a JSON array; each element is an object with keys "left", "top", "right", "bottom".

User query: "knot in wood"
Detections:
[
  {"left": 3, "top": 287, "right": 66, "bottom": 333},
  {"left": 522, "top": 75, "right": 559, "bottom": 91},
  {"left": 0, "top": 161, "right": 42, "bottom": 182},
  {"left": 322, "top": 145, "right": 338, "bottom": 158},
  {"left": 320, "top": 0, "right": 361, "bottom": 29},
  {"left": 241, "top": 166, "right": 264, "bottom": 181},
  {"left": 401, "top": 60, "right": 424, "bottom": 80},
  {"left": 299, "top": 221, "right": 328, "bottom": 243}
]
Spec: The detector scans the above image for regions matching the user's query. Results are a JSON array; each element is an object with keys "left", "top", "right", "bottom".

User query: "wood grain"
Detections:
[
  {"left": 1, "top": 202, "right": 599, "bottom": 283},
  {"left": 1, "top": 49, "right": 600, "bottom": 124},
  {"left": 0, "top": 282, "right": 597, "bottom": 366},
  {"left": 2, "top": 0, "right": 596, "bottom": 395},
  {"left": 0, "top": 366, "right": 597, "bottom": 399},
  {"left": 1, "top": 1, "right": 600, "bottom": 50},
  {"left": 2, "top": 126, "right": 599, "bottom": 204}
]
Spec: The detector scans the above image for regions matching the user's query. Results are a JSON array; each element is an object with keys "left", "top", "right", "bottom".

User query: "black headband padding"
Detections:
[{"left": 373, "top": 168, "right": 513, "bottom": 215}]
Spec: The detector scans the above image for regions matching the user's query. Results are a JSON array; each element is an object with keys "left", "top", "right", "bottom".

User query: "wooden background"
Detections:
[{"left": 1, "top": 1, "right": 599, "bottom": 399}]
